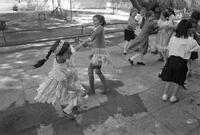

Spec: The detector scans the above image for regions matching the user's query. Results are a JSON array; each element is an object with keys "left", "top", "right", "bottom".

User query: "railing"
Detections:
[{"left": 0, "top": 22, "right": 126, "bottom": 47}]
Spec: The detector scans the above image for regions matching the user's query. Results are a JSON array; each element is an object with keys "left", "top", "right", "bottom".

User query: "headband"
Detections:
[{"left": 55, "top": 40, "right": 64, "bottom": 55}]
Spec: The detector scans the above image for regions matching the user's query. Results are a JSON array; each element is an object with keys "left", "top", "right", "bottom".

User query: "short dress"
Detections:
[
  {"left": 156, "top": 19, "right": 173, "bottom": 52},
  {"left": 34, "top": 58, "right": 85, "bottom": 105},
  {"left": 124, "top": 16, "right": 137, "bottom": 41},
  {"left": 160, "top": 36, "right": 200, "bottom": 86},
  {"left": 90, "top": 48, "right": 112, "bottom": 66},
  {"left": 89, "top": 25, "right": 112, "bottom": 66}
]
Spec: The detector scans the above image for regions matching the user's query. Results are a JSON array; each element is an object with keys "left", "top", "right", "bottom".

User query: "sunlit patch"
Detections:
[
  {"left": 36, "top": 124, "right": 55, "bottom": 135},
  {"left": 79, "top": 93, "right": 108, "bottom": 111},
  {"left": 15, "top": 53, "right": 24, "bottom": 58},
  {"left": 15, "top": 61, "right": 27, "bottom": 64},
  {"left": 84, "top": 112, "right": 148, "bottom": 135},
  {"left": 32, "top": 75, "right": 40, "bottom": 78},
  {"left": 0, "top": 64, "right": 12, "bottom": 69}
]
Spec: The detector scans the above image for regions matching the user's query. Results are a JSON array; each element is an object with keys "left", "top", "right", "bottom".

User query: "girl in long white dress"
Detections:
[{"left": 33, "top": 40, "right": 87, "bottom": 118}]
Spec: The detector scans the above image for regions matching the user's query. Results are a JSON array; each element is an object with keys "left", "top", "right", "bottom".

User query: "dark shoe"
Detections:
[
  {"left": 158, "top": 58, "right": 164, "bottom": 62},
  {"left": 128, "top": 58, "right": 134, "bottom": 65},
  {"left": 100, "top": 88, "right": 111, "bottom": 95},
  {"left": 87, "top": 90, "right": 95, "bottom": 96},
  {"left": 123, "top": 52, "right": 127, "bottom": 55},
  {"left": 151, "top": 50, "right": 158, "bottom": 54},
  {"left": 137, "top": 62, "right": 145, "bottom": 66}
]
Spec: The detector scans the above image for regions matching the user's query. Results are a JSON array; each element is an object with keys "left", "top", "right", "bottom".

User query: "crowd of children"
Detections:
[{"left": 32, "top": 6, "right": 200, "bottom": 118}]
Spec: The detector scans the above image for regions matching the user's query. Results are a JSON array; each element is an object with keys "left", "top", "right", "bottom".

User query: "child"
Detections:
[
  {"left": 135, "top": 7, "right": 146, "bottom": 35},
  {"left": 77, "top": 15, "right": 112, "bottom": 95},
  {"left": 33, "top": 40, "right": 87, "bottom": 118},
  {"left": 123, "top": 7, "right": 138, "bottom": 55},
  {"left": 155, "top": 11, "right": 173, "bottom": 64},
  {"left": 128, "top": 11, "right": 157, "bottom": 66},
  {"left": 187, "top": 11, "right": 200, "bottom": 77},
  {"left": 160, "top": 19, "right": 200, "bottom": 103}
]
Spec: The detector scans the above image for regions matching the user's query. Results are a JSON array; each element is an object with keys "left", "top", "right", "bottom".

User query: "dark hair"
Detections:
[
  {"left": 129, "top": 8, "right": 138, "bottom": 16},
  {"left": 33, "top": 40, "right": 70, "bottom": 68},
  {"left": 166, "top": 7, "right": 176, "bottom": 16},
  {"left": 175, "top": 19, "right": 192, "bottom": 38},
  {"left": 93, "top": 15, "right": 106, "bottom": 26},
  {"left": 191, "top": 11, "right": 200, "bottom": 22},
  {"left": 162, "top": 11, "right": 170, "bottom": 19}
]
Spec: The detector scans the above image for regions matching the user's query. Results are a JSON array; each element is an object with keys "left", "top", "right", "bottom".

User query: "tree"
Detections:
[{"left": 129, "top": 0, "right": 141, "bottom": 11}]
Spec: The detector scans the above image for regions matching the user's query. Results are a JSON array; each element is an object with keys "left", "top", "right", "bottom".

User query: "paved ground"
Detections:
[{"left": 0, "top": 11, "right": 200, "bottom": 135}]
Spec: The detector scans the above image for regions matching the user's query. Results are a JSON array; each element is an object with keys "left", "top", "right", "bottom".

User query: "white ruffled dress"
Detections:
[{"left": 34, "top": 59, "right": 85, "bottom": 106}]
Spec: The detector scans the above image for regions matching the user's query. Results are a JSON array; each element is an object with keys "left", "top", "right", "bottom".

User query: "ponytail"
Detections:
[{"left": 33, "top": 40, "right": 60, "bottom": 68}]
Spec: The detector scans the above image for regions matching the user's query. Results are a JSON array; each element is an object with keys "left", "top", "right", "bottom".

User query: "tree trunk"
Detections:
[{"left": 129, "top": 0, "right": 141, "bottom": 11}]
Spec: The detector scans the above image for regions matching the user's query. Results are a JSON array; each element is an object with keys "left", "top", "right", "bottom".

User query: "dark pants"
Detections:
[{"left": 88, "top": 63, "right": 107, "bottom": 94}]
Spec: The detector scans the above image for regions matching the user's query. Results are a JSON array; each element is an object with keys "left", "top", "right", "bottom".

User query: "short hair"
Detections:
[
  {"left": 175, "top": 19, "right": 193, "bottom": 38},
  {"left": 162, "top": 11, "right": 170, "bottom": 18},
  {"left": 191, "top": 11, "right": 200, "bottom": 22},
  {"left": 93, "top": 15, "right": 106, "bottom": 26}
]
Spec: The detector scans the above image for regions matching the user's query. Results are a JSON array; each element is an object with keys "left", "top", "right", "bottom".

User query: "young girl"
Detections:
[
  {"left": 128, "top": 11, "right": 157, "bottom": 66},
  {"left": 123, "top": 8, "right": 138, "bottom": 55},
  {"left": 33, "top": 40, "right": 87, "bottom": 118},
  {"left": 155, "top": 11, "right": 172, "bottom": 64},
  {"left": 77, "top": 15, "right": 112, "bottom": 95},
  {"left": 160, "top": 19, "right": 200, "bottom": 103}
]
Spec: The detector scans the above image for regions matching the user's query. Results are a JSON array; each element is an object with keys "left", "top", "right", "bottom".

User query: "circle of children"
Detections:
[{"left": 32, "top": 5, "right": 200, "bottom": 119}]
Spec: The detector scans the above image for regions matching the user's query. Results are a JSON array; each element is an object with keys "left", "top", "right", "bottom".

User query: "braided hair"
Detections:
[{"left": 33, "top": 40, "right": 62, "bottom": 68}]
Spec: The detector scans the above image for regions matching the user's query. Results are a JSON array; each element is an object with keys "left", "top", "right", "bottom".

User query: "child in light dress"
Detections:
[
  {"left": 33, "top": 40, "right": 87, "bottom": 118},
  {"left": 155, "top": 11, "right": 173, "bottom": 64},
  {"left": 160, "top": 19, "right": 200, "bottom": 103}
]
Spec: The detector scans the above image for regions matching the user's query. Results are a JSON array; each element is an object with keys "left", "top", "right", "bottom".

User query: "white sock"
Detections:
[{"left": 130, "top": 53, "right": 140, "bottom": 61}]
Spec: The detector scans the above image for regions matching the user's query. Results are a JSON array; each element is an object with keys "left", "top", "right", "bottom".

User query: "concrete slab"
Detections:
[
  {"left": 175, "top": 96, "right": 200, "bottom": 120},
  {"left": 138, "top": 91, "right": 170, "bottom": 113},
  {"left": 152, "top": 105, "right": 200, "bottom": 135}
]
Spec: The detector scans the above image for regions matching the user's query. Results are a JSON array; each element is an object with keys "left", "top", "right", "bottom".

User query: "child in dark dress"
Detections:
[{"left": 160, "top": 19, "right": 200, "bottom": 103}]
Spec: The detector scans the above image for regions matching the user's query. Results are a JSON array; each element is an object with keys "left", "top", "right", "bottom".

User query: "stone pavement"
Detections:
[{"left": 0, "top": 34, "right": 200, "bottom": 135}]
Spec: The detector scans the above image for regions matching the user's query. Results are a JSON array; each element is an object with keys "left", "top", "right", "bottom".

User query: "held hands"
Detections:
[{"left": 75, "top": 40, "right": 88, "bottom": 51}]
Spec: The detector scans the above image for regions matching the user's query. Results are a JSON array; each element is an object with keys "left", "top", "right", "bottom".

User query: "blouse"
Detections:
[{"left": 168, "top": 36, "right": 200, "bottom": 59}]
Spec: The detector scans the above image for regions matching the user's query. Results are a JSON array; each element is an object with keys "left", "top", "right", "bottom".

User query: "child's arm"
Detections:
[{"left": 74, "top": 40, "right": 88, "bottom": 51}]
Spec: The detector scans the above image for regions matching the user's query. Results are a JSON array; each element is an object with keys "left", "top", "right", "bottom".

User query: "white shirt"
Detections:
[
  {"left": 135, "top": 13, "right": 143, "bottom": 25},
  {"left": 168, "top": 36, "right": 200, "bottom": 59}
]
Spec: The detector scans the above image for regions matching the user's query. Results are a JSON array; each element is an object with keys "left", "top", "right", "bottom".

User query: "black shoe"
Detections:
[
  {"left": 123, "top": 52, "right": 127, "bottom": 55},
  {"left": 137, "top": 62, "right": 145, "bottom": 66},
  {"left": 128, "top": 58, "right": 134, "bottom": 65},
  {"left": 100, "top": 88, "right": 111, "bottom": 95},
  {"left": 158, "top": 58, "right": 164, "bottom": 62}
]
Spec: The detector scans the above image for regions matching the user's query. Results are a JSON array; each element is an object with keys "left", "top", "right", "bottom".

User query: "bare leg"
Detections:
[
  {"left": 187, "top": 59, "right": 192, "bottom": 78},
  {"left": 95, "top": 66, "right": 109, "bottom": 94},
  {"left": 162, "top": 82, "right": 170, "bottom": 101},
  {"left": 53, "top": 100, "right": 64, "bottom": 117},
  {"left": 170, "top": 83, "right": 180, "bottom": 103},
  {"left": 162, "top": 51, "right": 168, "bottom": 67},
  {"left": 123, "top": 41, "right": 129, "bottom": 54},
  {"left": 88, "top": 63, "right": 95, "bottom": 95}
]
